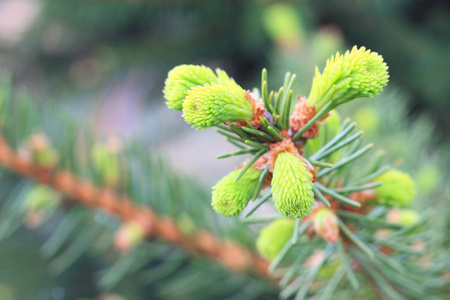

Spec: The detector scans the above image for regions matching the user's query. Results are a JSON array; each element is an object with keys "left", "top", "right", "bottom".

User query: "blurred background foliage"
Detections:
[{"left": 0, "top": 0, "right": 449, "bottom": 299}]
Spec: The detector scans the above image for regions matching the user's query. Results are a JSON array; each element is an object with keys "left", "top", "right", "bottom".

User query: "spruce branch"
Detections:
[{"left": 0, "top": 135, "right": 274, "bottom": 281}]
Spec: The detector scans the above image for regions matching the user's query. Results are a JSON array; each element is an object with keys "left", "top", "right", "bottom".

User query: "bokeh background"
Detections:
[{"left": 0, "top": 0, "right": 449, "bottom": 299}]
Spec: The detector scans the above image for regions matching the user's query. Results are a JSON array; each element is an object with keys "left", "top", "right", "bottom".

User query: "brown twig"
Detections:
[{"left": 0, "top": 136, "right": 274, "bottom": 281}]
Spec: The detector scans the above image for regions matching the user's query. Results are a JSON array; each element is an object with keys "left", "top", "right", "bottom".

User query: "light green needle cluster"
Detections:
[
  {"left": 212, "top": 167, "right": 262, "bottom": 217},
  {"left": 272, "top": 151, "right": 316, "bottom": 218},
  {"left": 375, "top": 169, "right": 416, "bottom": 207},
  {"left": 323, "top": 110, "right": 341, "bottom": 134},
  {"left": 182, "top": 82, "right": 253, "bottom": 129},
  {"left": 305, "top": 110, "right": 341, "bottom": 156},
  {"left": 256, "top": 218, "right": 295, "bottom": 260},
  {"left": 163, "top": 65, "right": 218, "bottom": 110},
  {"left": 215, "top": 68, "right": 238, "bottom": 86},
  {"left": 308, "top": 46, "right": 389, "bottom": 111}
]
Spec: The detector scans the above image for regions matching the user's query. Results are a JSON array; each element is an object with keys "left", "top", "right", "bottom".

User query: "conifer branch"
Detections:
[{"left": 0, "top": 136, "right": 274, "bottom": 281}]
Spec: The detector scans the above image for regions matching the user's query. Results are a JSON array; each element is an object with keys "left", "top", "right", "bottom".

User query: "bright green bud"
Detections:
[
  {"left": 272, "top": 151, "right": 316, "bottom": 218},
  {"left": 182, "top": 82, "right": 253, "bottom": 129},
  {"left": 308, "top": 46, "right": 389, "bottom": 111},
  {"left": 163, "top": 65, "right": 218, "bottom": 110},
  {"left": 386, "top": 208, "right": 420, "bottom": 226},
  {"left": 23, "top": 185, "right": 60, "bottom": 211},
  {"left": 263, "top": 3, "right": 305, "bottom": 48},
  {"left": 305, "top": 110, "right": 341, "bottom": 156},
  {"left": 256, "top": 218, "right": 295, "bottom": 260},
  {"left": 92, "top": 140, "right": 121, "bottom": 185},
  {"left": 212, "top": 167, "right": 262, "bottom": 216},
  {"left": 399, "top": 210, "right": 420, "bottom": 226},
  {"left": 375, "top": 170, "right": 416, "bottom": 207}
]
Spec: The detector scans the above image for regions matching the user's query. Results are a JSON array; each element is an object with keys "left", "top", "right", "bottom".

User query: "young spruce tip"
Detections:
[{"left": 164, "top": 46, "right": 417, "bottom": 261}]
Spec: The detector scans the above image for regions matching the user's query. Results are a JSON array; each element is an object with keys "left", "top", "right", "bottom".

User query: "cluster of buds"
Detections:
[
  {"left": 164, "top": 46, "right": 437, "bottom": 299},
  {"left": 161, "top": 47, "right": 427, "bottom": 267},
  {"left": 164, "top": 46, "right": 390, "bottom": 222},
  {"left": 165, "top": 65, "right": 265, "bottom": 129}
]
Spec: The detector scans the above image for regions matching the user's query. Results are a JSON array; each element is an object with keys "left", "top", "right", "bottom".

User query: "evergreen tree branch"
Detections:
[{"left": 0, "top": 135, "right": 274, "bottom": 281}]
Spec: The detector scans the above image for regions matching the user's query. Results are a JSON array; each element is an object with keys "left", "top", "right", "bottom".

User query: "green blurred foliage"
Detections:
[
  {"left": 3, "top": 0, "right": 449, "bottom": 135},
  {"left": 9, "top": 1, "right": 271, "bottom": 96}
]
